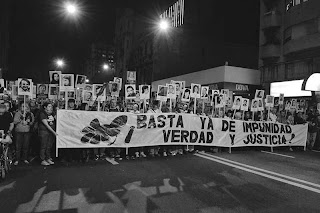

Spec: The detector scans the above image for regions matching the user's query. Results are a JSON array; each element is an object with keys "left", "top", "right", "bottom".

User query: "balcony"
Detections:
[
  {"left": 284, "top": 32, "right": 320, "bottom": 55},
  {"left": 262, "top": 11, "right": 281, "bottom": 29},
  {"left": 260, "top": 44, "right": 280, "bottom": 59}
]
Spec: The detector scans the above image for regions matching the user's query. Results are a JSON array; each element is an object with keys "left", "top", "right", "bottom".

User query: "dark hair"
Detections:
[
  {"left": 127, "top": 86, "right": 134, "bottom": 91},
  {"left": 79, "top": 103, "right": 88, "bottom": 110},
  {"left": 42, "top": 102, "right": 52, "bottom": 109},
  {"left": 193, "top": 85, "right": 199, "bottom": 92},
  {"left": 142, "top": 85, "right": 149, "bottom": 92},
  {"left": 68, "top": 98, "right": 75, "bottom": 103}
]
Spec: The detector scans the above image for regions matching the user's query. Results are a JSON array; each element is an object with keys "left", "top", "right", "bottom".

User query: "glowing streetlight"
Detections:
[
  {"left": 64, "top": 2, "right": 79, "bottom": 16},
  {"left": 55, "top": 59, "right": 65, "bottom": 68},
  {"left": 103, "top": 64, "right": 109, "bottom": 70},
  {"left": 159, "top": 19, "right": 170, "bottom": 32}
]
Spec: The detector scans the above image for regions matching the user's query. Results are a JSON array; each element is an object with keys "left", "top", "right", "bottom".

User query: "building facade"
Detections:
[
  {"left": 84, "top": 43, "right": 115, "bottom": 82},
  {"left": 114, "top": 0, "right": 259, "bottom": 88},
  {"left": 0, "top": 0, "right": 11, "bottom": 78},
  {"left": 259, "top": 0, "right": 320, "bottom": 95}
]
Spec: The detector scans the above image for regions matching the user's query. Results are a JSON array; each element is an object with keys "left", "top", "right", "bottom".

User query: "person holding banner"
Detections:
[
  {"left": 38, "top": 102, "right": 57, "bottom": 166},
  {"left": 13, "top": 103, "right": 35, "bottom": 165}
]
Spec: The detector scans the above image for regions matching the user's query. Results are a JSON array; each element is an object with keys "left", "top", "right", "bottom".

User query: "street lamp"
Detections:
[
  {"left": 159, "top": 19, "right": 170, "bottom": 32},
  {"left": 55, "top": 59, "right": 65, "bottom": 68},
  {"left": 103, "top": 64, "right": 109, "bottom": 70},
  {"left": 64, "top": 2, "right": 79, "bottom": 17}
]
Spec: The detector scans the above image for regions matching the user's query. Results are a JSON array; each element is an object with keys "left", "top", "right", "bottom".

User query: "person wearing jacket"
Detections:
[{"left": 13, "top": 103, "right": 35, "bottom": 165}]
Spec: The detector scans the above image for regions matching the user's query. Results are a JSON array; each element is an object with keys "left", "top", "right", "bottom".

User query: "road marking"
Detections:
[
  {"left": 195, "top": 152, "right": 320, "bottom": 192},
  {"left": 261, "top": 150, "right": 295, "bottom": 158},
  {"left": 105, "top": 157, "right": 119, "bottom": 165}
]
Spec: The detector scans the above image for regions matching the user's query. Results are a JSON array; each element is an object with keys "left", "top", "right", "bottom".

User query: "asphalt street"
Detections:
[{"left": 0, "top": 149, "right": 320, "bottom": 213}]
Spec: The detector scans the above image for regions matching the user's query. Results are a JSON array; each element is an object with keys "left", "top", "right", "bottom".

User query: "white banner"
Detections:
[{"left": 57, "top": 110, "right": 308, "bottom": 149}]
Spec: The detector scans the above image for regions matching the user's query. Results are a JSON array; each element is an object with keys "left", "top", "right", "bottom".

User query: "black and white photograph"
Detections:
[
  {"left": 166, "top": 83, "right": 176, "bottom": 99},
  {"left": 232, "top": 96, "right": 242, "bottom": 110},
  {"left": 127, "top": 71, "right": 136, "bottom": 83},
  {"left": 109, "top": 82, "right": 120, "bottom": 97},
  {"left": 125, "top": 84, "right": 136, "bottom": 99},
  {"left": 82, "top": 90, "right": 93, "bottom": 103},
  {"left": 241, "top": 98, "right": 249, "bottom": 111},
  {"left": 251, "top": 99, "right": 258, "bottom": 112},
  {"left": 18, "top": 78, "right": 32, "bottom": 96},
  {"left": 190, "top": 83, "right": 201, "bottom": 98},
  {"left": 49, "top": 71, "right": 61, "bottom": 85},
  {"left": 265, "top": 95, "right": 274, "bottom": 108},
  {"left": 255, "top": 90, "right": 265, "bottom": 99},
  {"left": 49, "top": 85, "right": 59, "bottom": 99},
  {"left": 200, "top": 86, "right": 209, "bottom": 99},
  {"left": 157, "top": 85, "right": 168, "bottom": 99},
  {"left": 60, "top": 74, "right": 75, "bottom": 91},
  {"left": 181, "top": 88, "right": 191, "bottom": 102},
  {"left": 0, "top": 79, "right": 5, "bottom": 93},
  {"left": 2, "top": 1, "right": 319, "bottom": 212},
  {"left": 113, "top": 77, "right": 122, "bottom": 88},
  {"left": 37, "top": 84, "right": 48, "bottom": 95},
  {"left": 75, "top": 75, "right": 86, "bottom": 88},
  {"left": 139, "top": 85, "right": 150, "bottom": 100}
]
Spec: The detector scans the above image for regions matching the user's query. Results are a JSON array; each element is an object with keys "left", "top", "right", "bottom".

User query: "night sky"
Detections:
[{"left": 8, "top": 0, "right": 259, "bottom": 83}]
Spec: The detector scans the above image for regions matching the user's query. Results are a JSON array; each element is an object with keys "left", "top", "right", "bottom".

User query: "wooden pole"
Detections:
[{"left": 194, "top": 98, "right": 197, "bottom": 114}]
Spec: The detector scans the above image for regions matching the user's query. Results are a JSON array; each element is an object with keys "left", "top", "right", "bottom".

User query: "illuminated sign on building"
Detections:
[{"left": 160, "top": 0, "right": 185, "bottom": 27}]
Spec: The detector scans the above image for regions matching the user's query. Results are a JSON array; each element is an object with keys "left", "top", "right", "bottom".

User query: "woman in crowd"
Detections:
[
  {"left": 38, "top": 102, "right": 57, "bottom": 166},
  {"left": 13, "top": 103, "right": 35, "bottom": 165}
]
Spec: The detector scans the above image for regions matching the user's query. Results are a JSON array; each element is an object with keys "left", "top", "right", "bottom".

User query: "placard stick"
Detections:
[
  {"left": 97, "top": 101, "right": 100, "bottom": 111},
  {"left": 169, "top": 98, "right": 172, "bottom": 112},
  {"left": 194, "top": 98, "right": 197, "bottom": 114},
  {"left": 23, "top": 95, "right": 26, "bottom": 117},
  {"left": 242, "top": 110, "right": 245, "bottom": 120},
  {"left": 202, "top": 100, "right": 205, "bottom": 114},
  {"left": 229, "top": 147, "right": 232, "bottom": 154},
  {"left": 65, "top": 92, "right": 68, "bottom": 110},
  {"left": 267, "top": 106, "right": 270, "bottom": 121},
  {"left": 232, "top": 109, "right": 236, "bottom": 119}
]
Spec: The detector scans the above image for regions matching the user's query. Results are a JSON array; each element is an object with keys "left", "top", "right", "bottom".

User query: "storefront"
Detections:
[{"left": 151, "top": 65, "right": 261, "bottom": 97}]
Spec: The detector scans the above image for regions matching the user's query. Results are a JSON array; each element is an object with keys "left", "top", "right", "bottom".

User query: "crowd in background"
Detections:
[{"left": 1, "top": 94, "right": 320, "bottom": 167}]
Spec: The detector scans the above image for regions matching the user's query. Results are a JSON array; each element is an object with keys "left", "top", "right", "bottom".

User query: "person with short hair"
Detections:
[
  {"left": 38, "top": 102, "right": 57, "bottom": 166},
  {"left": 13, "top": 103, "right": 35, "bottom": 165},
  {"left": 0, "top": 104, "right": 14, "bottom": 144}
]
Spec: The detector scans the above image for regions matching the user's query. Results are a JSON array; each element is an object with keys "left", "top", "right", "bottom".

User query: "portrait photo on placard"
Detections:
[
  {"left": 0, "top": 79, "right": 5, "bottom": 93},
  {"left": 67, "top": 91, "right": 75, "bottom": 98},
  {"left": 172, "top": 81, "right": 182, "bottom": 94},
  {"left": 37, "top": 84, "right": 48, "bottom": 95},
  {"left": 83, "top": 90, "right": 93, "bottom": 102},
  {"left": 190, "top": 83, "right": 201, "bottom": 98},
  {"left": 181, "top": 88, "right": 191, "bottom": 102},
  {"left": 109, "top": 82, "right": 120, "bottom": 97},
  {"left": 266, "top": 95, "right": 274, "bottom": 107},
  {"left": 215, "top": 95, "right": 224, "bottom": 108},
  {"left": 127, "top": 71, "right": 136, "bottom": 81},
  {"left": 251, "top": 99, "right": 259, "bottom": 111},
  {"left": 18, "top": 78, "right": 32, "bottom": 96},
  {"left": 49, "top": 85, "right": 58, "bottom": 96},
  {"left": 157, "top": 85, "right": 168, "bottom": 97},
  {"left": 139, "top": 85, "right": 150, "bottom": 100},
  {"left": 125, "top": 84, "right": 136, "bottom": 99},
  {"left": 221, "top": 89, "right": 229, "bottom": 98},
  {"left": 257, "top": 98, "right": 264, "bottom": 110},
  {"left": 232, "top": 96, "right": 242, "bottom": 110},
  {"left": 212, "top": 90, "right": 220, "bottom": 97},
  {"left": 75, "top": 75, "right": 86, "bottom": 88},
  {"left": 113, "top": 77, "right": 122, "bottom": 88},
  {"left": 49, "top": 71, "right": 61, "bottom": 85},
  {"left": 6, "top": 81, "right": 15, "bottom": 91},
  {"left": 60, "top": 74, "right": 74, "bottom": 90},
  {"left": 166, "top": 84, "right": 176, "bottom": 99},
  {"left": 255, "top": 90, "right": 265, "bottom": 99},
  {"left": 279, "top": 93, "right": 285, "bottom": 105},
  {"left": 200, "top": 86, "right": 209, "bottom": 99},
  {"left": 241, "top": 98, "right": 249, "bottom": 111}
]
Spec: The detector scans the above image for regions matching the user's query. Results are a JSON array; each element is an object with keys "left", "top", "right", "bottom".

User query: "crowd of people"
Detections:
[{"left": 0, "top": 93, "right": 319, "bottom": 168}]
